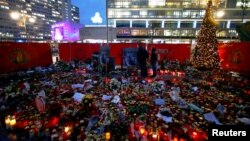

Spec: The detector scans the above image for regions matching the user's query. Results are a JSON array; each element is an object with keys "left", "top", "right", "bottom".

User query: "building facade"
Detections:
[
  {"left": 107, "top": 0, "right": 250, "bottom": 43},
  {"left": 0, "top": 0, "right": 79, "bottom": 42},
  {"left": 71, "top": 5, "right": 80, "bottom": 23}
]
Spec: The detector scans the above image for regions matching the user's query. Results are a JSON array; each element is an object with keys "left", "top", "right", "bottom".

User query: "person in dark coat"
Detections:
[
  {"left": 151, "top": 47, "right": 158, "bottom": 77},
  {"left": 137, "top": 44, "right": 149, "bottom": 78}
]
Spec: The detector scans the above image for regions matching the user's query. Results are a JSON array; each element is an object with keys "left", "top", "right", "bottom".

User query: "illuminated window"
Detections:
[
  {"left": 149, "top": 0, "right": 165, "bottom": 7},
  {"left": 173, "top": 11, "right": 181, "bottom": 18},
  {"left": 172, "top": 30, "right": 180, "bottom": 36},
  {"left": 164, "top": 30, "right": 172, "bottom": 36},
  {"left": 183, "top": 11, "right": 191, "bottom": 18},
  {"left": 140, "top": 10, "right": 147, "bottom": 17},
  {"left": 165, "top": 2, "right": 180, "bottom": 8}
]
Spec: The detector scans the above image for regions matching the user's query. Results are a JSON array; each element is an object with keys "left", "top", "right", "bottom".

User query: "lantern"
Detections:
[{"left": 105, "top": 132, "right": 111, "bottom": 140}]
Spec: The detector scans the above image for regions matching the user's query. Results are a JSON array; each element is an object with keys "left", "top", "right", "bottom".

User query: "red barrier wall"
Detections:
[
  {"left": 147, "top": 44, "right": 191, "bottom": 63},
  {"left": 1, "top": 42, "right": 247, "bottom": 74},
  {"left": 0, "top": 42, "right": 52, "bottom": 74},
  {"left": 109, "top": 43, "right": 138, "bottom": 65},
  {"left": 59, "top": 43, "right": 191, "bottom": 65},
  {"left": 58, "top": 43, "right": 100, "bottom": 62},
  {"left": 218, "top": 42, "right": 250, "bottom": 74}
]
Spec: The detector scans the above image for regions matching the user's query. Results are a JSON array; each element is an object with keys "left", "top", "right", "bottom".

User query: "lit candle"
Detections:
[
  {"left": 140, "top": 127, "right": 145, "bottom": 135},
  {"left": 64, "top": 126, "right": 72, "bottom": 136},
  {"left": 173, "top": 137, "right": 178, "bottom": 141},
  {"left": 152, "top": 132, "right": 158, "bottom": 140},
  {"left": 160, "top": 70, "right": 164, "bottom": 75},
  {"left": 9, "top": 116, "right": 16, "bottom": 127},
  {"left": 5, "top": 116, "right": 11, "bottom": 128},
  {"left": 64, "top": 126, "right": 70, "bottom": 133},
  {"left": 164, "top": 70, "right": 169, "bottom": 74},
  {"left": 105, "top": 132, "right": 111, "bottom": 140}
]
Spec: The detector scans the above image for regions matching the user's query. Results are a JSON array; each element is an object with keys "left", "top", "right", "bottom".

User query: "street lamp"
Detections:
[
  {"left": 241, "top": 0, "right": 249, "bottom": 23},
  {"left": 10, "top": 11, "right": 36, "bottom": 42}
]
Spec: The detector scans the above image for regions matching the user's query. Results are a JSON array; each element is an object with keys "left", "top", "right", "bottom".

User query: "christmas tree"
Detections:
[{"left": 193, "top": 0, "right": 220, "bottom": 70}]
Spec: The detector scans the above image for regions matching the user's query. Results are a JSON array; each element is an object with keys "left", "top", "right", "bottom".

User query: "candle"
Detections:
[
  {"left": 140, "top": 127, "right": 145, "bottom": 135},
  {"left": 160, "top": 70, "right": 164, "bottom": 75},
  {"left": 105, "top": 132, "right": 111, "bottom": 140},
  {"left": 10, "top": 116, "right": 16, "bottom": 126},
  {"left": 5, "top": 116, "right": 11, "bottom": 126},
  {"left": 64, "top": 126, "right": 72, "bottom": 136},
  {"left": 152, "top": 132, "right": 158, "bottom": 141},
  {"left": 64, "top": 126, "right": 70, "bottom": 133}
]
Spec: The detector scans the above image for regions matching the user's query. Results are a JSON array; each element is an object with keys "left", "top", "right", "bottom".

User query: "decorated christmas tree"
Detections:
[{"left": 193, "top": 0, "right": 220, "bottom": 70}]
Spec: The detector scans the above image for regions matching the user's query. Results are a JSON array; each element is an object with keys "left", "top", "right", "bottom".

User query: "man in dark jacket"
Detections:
[{"left": 137, "top": 44, "right": 149, "bottom": 78}]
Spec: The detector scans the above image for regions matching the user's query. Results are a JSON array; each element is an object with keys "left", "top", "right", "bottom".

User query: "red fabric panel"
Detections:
[
  {"left": 109, "top": 43, "right": 138, "bottom": 65},
  {"left": 0, "top": 42, "right": 52, "bottom": 74},
  {"left": 59, "top": 43, "right": 100, "bottom": 62},
  {"left": 219, "top": 42, "right": 250, "bottom": 74},
  {"left": 147, "top": 44, "right": 190, "bottom": 63}
]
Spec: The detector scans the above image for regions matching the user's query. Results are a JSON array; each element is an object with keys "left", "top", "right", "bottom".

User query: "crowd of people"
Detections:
[{"left": 0, "top": 48, "right": 250, "bottom": 141}]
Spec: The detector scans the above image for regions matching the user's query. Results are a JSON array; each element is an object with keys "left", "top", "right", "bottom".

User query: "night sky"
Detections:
[{"left": 72, "top": 0, "right": 106, "bottom": 26}]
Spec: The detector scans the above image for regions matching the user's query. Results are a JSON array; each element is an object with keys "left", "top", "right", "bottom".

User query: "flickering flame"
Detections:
[
  {"left": 140, "top": 127, "right": 145, "bottom": 135},
  {"left": 9, "top": 117, "right": 16, "bottom": 126},
  {"left": 64, "top": 126, "right": 70, "bottom": 133},
  {"left": 5, "top": 116, "right": 11, "bottom": 125},
  {"left": 105, "top": 132, "right": 111, "bottom": 140},
  {"left": 152, "top": 133, "right": 158, "bottom": 139}
]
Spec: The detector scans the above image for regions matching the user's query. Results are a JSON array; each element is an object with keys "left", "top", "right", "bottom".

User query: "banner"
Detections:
[
  {"left": 0, "top": 42, "right": 52, "bottom": 74},
  {"left": 219, "top": 42, "right": 250, "bottom": 74}
]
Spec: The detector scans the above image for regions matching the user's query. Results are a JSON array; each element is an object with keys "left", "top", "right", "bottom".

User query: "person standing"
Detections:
[
  {"left": 151, "top": 47, "right": 158, "bottom": 77},
  {"left": 137, "top": 44, "right": 149, "bottom": 78}
]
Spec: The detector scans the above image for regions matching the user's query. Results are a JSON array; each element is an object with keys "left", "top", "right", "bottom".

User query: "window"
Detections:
[
  {"left": 165, "top": 21, "right": 177, "bottom": 28},
  {"left": 218, "top": 21, "right": 227, "bottom": 29},
  {"left": 132, "top": 21, "right": 146, "bottom": 27},
  {"left": 180, "top": 22, "right": 193, "bottom": 28},
  {"left": 230, "top": 22, "right": 241, "bottom": 28},
  {"left": 117, "top": 21, "right": 130, "bottom": 27}
]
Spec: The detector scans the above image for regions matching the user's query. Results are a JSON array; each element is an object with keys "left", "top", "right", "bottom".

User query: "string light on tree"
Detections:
[{"left": 192, "top": 0, "right": 221, "bottom": 70}]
